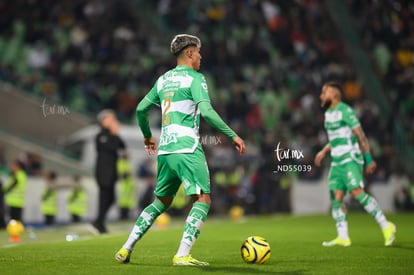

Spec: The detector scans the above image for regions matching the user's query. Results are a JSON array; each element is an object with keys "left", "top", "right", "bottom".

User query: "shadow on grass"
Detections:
[
  {"left": 389, "top": 243, "right": 414, "bottom": 251},
  {"left": 127, "top": 263, "right": 308, "bottom": 274},
  {"left": 349, "top": 242, "right": 414, "bottom": 251},
  {"left": 198, "top": 266, "right": 308, "bottom": 274}
]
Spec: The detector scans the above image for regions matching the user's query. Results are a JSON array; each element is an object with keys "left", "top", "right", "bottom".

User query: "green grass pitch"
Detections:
[{"left": 1, "top": 213, "right": 413, "bottom": 274}]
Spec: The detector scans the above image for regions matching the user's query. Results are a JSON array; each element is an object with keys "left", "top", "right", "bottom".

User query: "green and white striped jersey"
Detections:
[
  {"left": 144, "top": 65, "right": 210, "bottom": 155},
  {"left": 324, "top": 102, "right": 363, "bottom": 166}
]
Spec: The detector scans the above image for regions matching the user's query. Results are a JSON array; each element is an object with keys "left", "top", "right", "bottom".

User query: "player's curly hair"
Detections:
[{"left": 170, "top": 34, "right": 201, "bottom": 56}]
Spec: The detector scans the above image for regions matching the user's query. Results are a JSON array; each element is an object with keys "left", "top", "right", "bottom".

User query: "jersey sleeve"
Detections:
[
  {"left": 343, "top": 106, "right": 360, "bottom": 128},
  {"left": 198, "top": 101, "right": 237, "bottom": 139},
  {"left": 136, "top": 81, "right": 160, "bottom": 139},
  {"left": 191, "top": 73, "right": 211, "bottom": 104},
  {"left": 144, "top": 81, "right": 161, "bottom": 106}
]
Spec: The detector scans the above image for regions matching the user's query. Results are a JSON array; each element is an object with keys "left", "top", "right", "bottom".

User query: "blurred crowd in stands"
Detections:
[
  {"left": 0, "top": 0, "right": 413, "bottom": 214},
  {"left": 346, "top": 0, "right": 414, "bottom": 146}
]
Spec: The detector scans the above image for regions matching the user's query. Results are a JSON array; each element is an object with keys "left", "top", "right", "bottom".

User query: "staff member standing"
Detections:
[
  {"left": 41, "top": 171, "right": 58, "bottom": 226},
  {"left": 68, "top": 175, "right": 87, "bottom": 223},
  {"left": 92, "top": 110, "right": 125, "bottom": 234},
  {"left": 3, "top": 160, "right": 27, "bottom": 223},
  {"left": 117, "top": 152, "right": 136, "bottom": 220}
]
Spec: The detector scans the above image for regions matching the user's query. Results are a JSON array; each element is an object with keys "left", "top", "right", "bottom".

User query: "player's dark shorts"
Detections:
[
  {"left": 155, "top": 146, "right": 210, "bottom": 197},
  {"left": 328, "top": 160, "right": 364, "bottom": 192}
]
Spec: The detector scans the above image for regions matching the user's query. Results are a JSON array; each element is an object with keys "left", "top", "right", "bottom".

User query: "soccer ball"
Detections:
[
  {"left": 6, "top": 220, "right": 25, "bottom": 241},
  {"left": 155, "top": 213, "right": 171, "bottom": 229},
  {"left": 229, "top": 205, "right": 244, "bottom": 221},
  {"left": 241, "top": 236, "right": 271, "bottom": 264}
]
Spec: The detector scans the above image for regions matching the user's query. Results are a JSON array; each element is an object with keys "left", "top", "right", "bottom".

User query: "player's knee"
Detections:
[
  {"left": 331, "top": 199, "right": 342, "bottom": 209},
  {"left": 156, "top": 196, "right": 173, "bottom": 207},
  {"left": 350, "top": 187, "right": 364, "bottom": 198},
  {"left": 191, "top": 194, "right": 211, "bottom": 205},
  {"left": 354, "top": 191, "right": 369, "bottom": 204}
]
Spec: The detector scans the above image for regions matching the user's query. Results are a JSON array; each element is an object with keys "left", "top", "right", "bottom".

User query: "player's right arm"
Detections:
[
  {"left": 198, "top": 101, "right": 245, "bottom": 155},
  {"left": 191, "top": 73, "right": 245, "bottom": 155},
  {"left": 314, "top": 143, "right": 331, "bottom": 167}
]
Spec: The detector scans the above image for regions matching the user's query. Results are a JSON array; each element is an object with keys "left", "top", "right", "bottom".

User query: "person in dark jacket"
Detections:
[{"left": 92, "top": 110, "right": 126, "bottom": 234}]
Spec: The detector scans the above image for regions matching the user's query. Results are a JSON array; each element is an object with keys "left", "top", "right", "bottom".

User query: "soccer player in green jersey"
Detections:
[
  {"left": 314, "top": 81, "right": 396, "bottom": 247},
  {"left": 115, "top": 34, "right": 246, "bottom": 265}
]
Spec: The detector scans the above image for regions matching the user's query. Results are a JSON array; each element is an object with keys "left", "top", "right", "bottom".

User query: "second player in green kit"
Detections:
[{"left": 315, "top": 81, "right": 396, "bottom": 247}]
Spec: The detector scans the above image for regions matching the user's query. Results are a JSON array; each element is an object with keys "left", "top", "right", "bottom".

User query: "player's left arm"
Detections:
[
  {"left": 352, "top": 125, "right": 376, "bottom": 174},
  {"left": 136, "top": 99, "right": 158, "bottom": 155},
  {"left": 136, "top": 82, "right": 160, "bottom": 155},
  {"left": 136, "top": 97, "right": 155, "bottom": 139}
]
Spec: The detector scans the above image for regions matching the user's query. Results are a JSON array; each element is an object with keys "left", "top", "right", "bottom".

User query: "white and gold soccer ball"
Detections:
[{"left": 241, "top": 236, "right": 271, "bottom": 264}]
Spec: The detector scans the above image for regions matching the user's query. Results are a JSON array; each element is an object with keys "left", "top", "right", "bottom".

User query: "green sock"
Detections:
[
  {"left": 331, "top": 200, "right": 349, "bottom": 239},
  {"left": 123, "top": 199, "right": 168, "bottom": 251},
  {"left": 355, "top": 192, "right": 388, "bottom": 229},
  {"left": 176, "top": 202, "right": 210, "bottom": 257}
]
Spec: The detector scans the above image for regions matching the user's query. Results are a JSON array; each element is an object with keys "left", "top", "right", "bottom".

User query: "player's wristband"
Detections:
[{"left": 364, "top": 153, "right": 373, "bottom": 167}]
